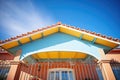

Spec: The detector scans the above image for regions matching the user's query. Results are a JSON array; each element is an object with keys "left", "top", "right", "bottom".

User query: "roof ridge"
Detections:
[{"left": 0, "top": 22, "right": 120, "bottom": 44}]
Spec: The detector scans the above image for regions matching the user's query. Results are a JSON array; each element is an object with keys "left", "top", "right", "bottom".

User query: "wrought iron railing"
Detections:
[{"left": 0, "top": 60, "right": 104, "bottom": 80}]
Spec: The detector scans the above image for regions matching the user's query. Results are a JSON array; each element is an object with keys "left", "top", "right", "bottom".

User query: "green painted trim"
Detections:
[
  {"left": 58, "top": 27, "right": 60, "bottom": 32},
  {"left": 17, "top": 40, "right": 22, "bottom": 45},
  {"left": 36, "top": 58, "right": 85, "bottom": 62},
  {"left": 29, "top": 37, "right": 33, "bottom": 41},
  {"left": 92, "top": 37, "right": 97, "bottom": 44},
  {"left": 79, "top": 34, "right": 84, "bottom": 40},
  {"left": 41, "top": 32, "right": 44, "bottom": 38}
]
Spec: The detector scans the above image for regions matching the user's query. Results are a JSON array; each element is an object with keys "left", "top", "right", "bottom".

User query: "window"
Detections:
[
  {"left": 0, "top": 65, "right": 10, "bottom": 80},
  {"left": 48, "top": 68, "right": 75, "bottom": 80},
  {"left": 111, "top": 63, "right": 120, "bottom": 80}
]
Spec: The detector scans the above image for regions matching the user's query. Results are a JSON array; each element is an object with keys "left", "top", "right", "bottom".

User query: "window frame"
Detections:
[{"left": 47, "top": 68, "right": 75, "bottom": 80}]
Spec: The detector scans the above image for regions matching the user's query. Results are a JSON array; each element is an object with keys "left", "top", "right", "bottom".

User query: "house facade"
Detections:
[{"left": 0, "top": 22, "right": 120, "bottom": 80}]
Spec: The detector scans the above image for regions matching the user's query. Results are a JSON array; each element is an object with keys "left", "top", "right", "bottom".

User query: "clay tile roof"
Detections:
[
  {"left": 76, "top": 28, "right": 80, "bottom": 30},
  {"left": 57, "top": 22, "right": 62, "bottom": 25},
  {"left": 47, "top": 26, "right": 51, "bottom": 28},
  {"left": 61, "top": 23, "right": 120, "bottom": 43},
  {"left": 106, "top": 36, "right": 112, "bottom": 40},
  {"left": 0, "top": 22, "right": 120, "bottom": 44},
  {"left": 27, "top": 32, "right": 30, "bottom": 34},
  {"left": 0, "top": 40, "right": 2, "bottom": 44}
]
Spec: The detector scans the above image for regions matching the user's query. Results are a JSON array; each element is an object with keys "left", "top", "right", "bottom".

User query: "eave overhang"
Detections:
[{"left": 0, "top": 22, "right": 119, "bottom": 50}]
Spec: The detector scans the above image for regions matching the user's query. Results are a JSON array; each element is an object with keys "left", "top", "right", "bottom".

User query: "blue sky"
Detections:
[{"left": 0, "top": 0, "right": 120, "bottom": 40}]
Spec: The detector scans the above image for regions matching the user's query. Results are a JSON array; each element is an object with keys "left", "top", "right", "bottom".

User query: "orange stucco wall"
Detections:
[
  {"left": 100, "top": 48, "right": 120, "bottom": 62},
  {"left": 0, "top": 53, "right": 14, "bottom": 60}
]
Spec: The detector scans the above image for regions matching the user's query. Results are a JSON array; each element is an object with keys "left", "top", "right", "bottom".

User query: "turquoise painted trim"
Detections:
[
  {"left": 79, "top": 34, "right": 83, "bottom": 40},
  {"left": 58, "top": 27, "right": 60, "bottom": 32},
  {"left": 41, "top": 32, "right": 44, "bottom": 38},
  {"left": 17, "top": 40, "right": 22, "bottom": 45},
  {"left": 29, "top": 37, "right": 33, "bottom": 41},
  {"left": 8, "top": 32, "right": 111, "bottom": 60},
  {"left": 92, "top": 37, "right": 97, "bottom": 44}
]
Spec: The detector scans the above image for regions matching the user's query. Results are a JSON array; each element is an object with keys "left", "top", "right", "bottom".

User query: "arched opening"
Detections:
[
  {"left": 18, "top": 51, "right": 103, "bottom": 80},
  {"left": 22, "top": 51, "right": 98, "bottom": 64}
]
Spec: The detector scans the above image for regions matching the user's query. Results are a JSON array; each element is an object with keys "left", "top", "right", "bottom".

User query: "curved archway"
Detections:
[{"left": 22, "top": 51, "right": 98, "bottom": 64}]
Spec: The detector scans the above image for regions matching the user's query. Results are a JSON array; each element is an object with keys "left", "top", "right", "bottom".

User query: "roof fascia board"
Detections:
[
  {"left": 0, "top": 27, "right": 59, "bottom": 46},
  {"left": 0, "top": 24, "right": 119, "bottom": 47},
  {"left": 60, "top": 25, "right": 120, "bottom": 45}
]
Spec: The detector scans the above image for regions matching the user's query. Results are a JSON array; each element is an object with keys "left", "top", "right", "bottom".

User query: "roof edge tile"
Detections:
[{"left": 0, "top": 22, "right": 120, "bottom": 44}]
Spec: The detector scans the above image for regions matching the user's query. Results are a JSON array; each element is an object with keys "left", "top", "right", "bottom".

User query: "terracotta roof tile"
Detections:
[
  {"left": 106, "top": 36, "right": 112, "bottom": 40},
  {"left": 0, "top": 40, "right": 2, "bottom": 44},
  {"left": 47, "top": 26, "right": 52, "bottom": 28},
  {"left": 57, "top": 22, "right": 62, "bottom": 25},
  {"left": 62, "top": 24, "right": 120, "bottom": 42},
  {"left": 0, "top": 22, "right": 120, "bottom": 44},
  {"left": 76, "top": 28, "right": 80, "bottom": 30},
  {"left": 27, "top": 32, "right": 32, "bottom": 34}
]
